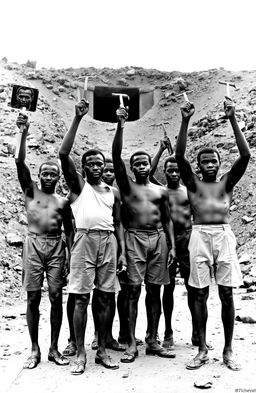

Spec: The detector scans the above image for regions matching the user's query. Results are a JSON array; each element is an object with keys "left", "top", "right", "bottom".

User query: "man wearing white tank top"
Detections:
[{"left": 59, "top": 100, "right": 126, "bottom": 375}]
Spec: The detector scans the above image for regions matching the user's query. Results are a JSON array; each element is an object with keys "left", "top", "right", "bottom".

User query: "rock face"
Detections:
[{"left": 0, "top": 59, "right": 256, "bottom": 300}]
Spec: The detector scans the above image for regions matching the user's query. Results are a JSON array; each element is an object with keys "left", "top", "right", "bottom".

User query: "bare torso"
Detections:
[
  {"left": 121, "top": 180, "right": 168, "bottom": 229},
  {"left": 189, "top": 175, "right": 232, "bottom": 224},
  {"left": 168, "top": 184, "right": 192, "bottom": 231},
  {"left": 25, "top": 184, "right": 68, "bottom": 234}
]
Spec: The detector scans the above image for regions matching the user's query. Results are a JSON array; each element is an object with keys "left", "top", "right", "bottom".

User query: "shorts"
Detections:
[
  {"left": 22, "top": 232, "right": 66, "bottom": 291},
  {"left": 68, "top": 229, "right": 117, "bottom": 294},
  {"left": 188, "top": 224, "right": 243, "bottom": 288},
  {"left": 169, "top": 229, "right": 191, "bottom": 280},
  {"left": 125, "top": 229, "right": 169, "bottom": 286}
]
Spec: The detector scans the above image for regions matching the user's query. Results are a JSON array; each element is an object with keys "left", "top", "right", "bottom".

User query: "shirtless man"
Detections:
[
  {"left": 175, "top": 99, "right": 251, "bottom": 371},
  {"left": 59, "top": 100, "right": 126, "bottom": 375},
  {"left": 149, "top": 139, "right": 197, "bottom": 355},
  {"left": 112, "top": 107, "right": 175, "bottom": 363},
  {"left": 15, "top": 113, "right": 74, "bottom": 369}
]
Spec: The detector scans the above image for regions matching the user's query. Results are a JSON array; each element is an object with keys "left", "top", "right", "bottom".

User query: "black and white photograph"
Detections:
[{"left": 0, "top": 1, "right": 256, "bottom": 393}]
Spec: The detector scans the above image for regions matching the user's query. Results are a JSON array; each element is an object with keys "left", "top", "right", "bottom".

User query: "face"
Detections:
[
  {"left": 17, "top": 89, "right": 33, "bottom": 109},
  {"left": 102, "top": 162, "right": 115, "bottom": 186},
  {"left": 83, "top": 154, "right": 105, "bottom": 181},
  {"left": 199, "top": 152, "right": 220, "bottom": 180},
  {"left": 131, "top": 154, "right": 151, "bottom": 179},
  {"left": 164, "top": 162, "right": 180, "bottom": 184},
  {"left": 39, "top": 164, "right": 60, "bottom": 190}
]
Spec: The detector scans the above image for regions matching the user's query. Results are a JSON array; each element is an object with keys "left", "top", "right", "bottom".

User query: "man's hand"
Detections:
[
  {"left": 224, "top": 98, "right": 235, "bottom": 118},
  {"left": 116, "top": 254, "right": 128, "bottom": 280},
  {"left": 180, "top": 101, "right": 195, "bottom": 120},
  {"left": 75, "top": 99, "right": 89, "bottom": 118},
  {"left": 167, "top": 247, "right": 176, "bottom": 268},
  {"left": 159, "top": 135, "right": 171, "bottom": 151},
  {"left": 116, "top": 107, "right": 128, "bottom": 125},
  {"left": 16, "top": 113, "right": 29, "bottom": 132}
]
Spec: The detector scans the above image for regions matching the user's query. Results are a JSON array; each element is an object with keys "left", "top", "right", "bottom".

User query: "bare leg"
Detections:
[
  {"left": 48, "top": 287, "right": 63, "bottom": 353},
  {"left": 23, "top": 290, "right": 41, "bottom": 369},
  {"left": 66, "top": 294, "right": 76, "bottom": 345},
  {"left": 73, "top": 293, "right": 90, "bottom": 362},
  {"left": 117, "top": 283, "right": 129, "bottom": 343},
  {"left": 26, "top": 290, "right": 41, "bottom": 356},
  {"left": 91, "top": 289, "right": 99, "bottom": 348},
  {"left": 127, "top": 285, "right": 141, "bottom": 353},
  {"left": 162, "top": 277, "right": 175, "bottom": 345},
  {"left": 95, "top": 290, "right": 119, "bottom": 369}
]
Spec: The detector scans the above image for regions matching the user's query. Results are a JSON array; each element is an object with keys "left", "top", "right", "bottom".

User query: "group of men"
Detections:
[{"left": 15, "top": 94, "right": 250, "bottom": 375}]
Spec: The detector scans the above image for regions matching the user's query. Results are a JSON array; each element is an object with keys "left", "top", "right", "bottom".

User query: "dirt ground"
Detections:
[{"left": 1, "top": 281, "right": 255, "bottom": 393}]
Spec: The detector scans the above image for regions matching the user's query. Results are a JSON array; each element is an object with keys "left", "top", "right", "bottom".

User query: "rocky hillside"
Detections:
[{"left": 0, "top": 59, "right": 256, "bottom": 300}]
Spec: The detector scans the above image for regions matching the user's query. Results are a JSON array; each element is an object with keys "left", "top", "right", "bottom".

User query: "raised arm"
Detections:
[
  {"left": 15, "top": 113, "right": 33, "bottom": 196},
  {"left": 149, "top": 137, "right": 170, "bottom": 185},
  {"left": 175, "top": 102, "right": 196, "bottom": 191},
  {"left": 224, "top": 100, "right": 251, "bottom": 191},
  {"left": 112, "top": 107, "right": 130, "bottom": 194},
  {"left": 59, "top": 100, "right": 88, "bottom": 194}
]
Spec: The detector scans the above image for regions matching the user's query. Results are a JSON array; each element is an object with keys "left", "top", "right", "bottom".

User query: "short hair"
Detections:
[
  {"left": 105, "top": 157, "right": 113, "bottom": 164},
  {"left": 17, "top": 86, "right": 34, "bottom": 101},
  {"left": 130, "top": 150, "right": 151, "bottom": 166},
  {"left": 81, "top": 149, "right": 106, "bottom": 168},
  {"left": 39, "top": 160, "right": 60, "bottom": 175},
  {"left": 164, "top": 155, "right": 177, "bottom": 170},
  {"left": 197, "top": 147, "right": 221, "bottom": 165}
]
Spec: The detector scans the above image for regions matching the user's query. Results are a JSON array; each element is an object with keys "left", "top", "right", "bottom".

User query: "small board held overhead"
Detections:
[
  {"left": 10, "top": 84, "right": 39, "bottom": 159},
  {"left": 10, "top": 84, "right": 39, "bottom": 112}
]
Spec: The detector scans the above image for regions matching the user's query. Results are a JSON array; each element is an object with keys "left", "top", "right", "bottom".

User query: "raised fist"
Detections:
[
  {"left": 16, "top": 113, "right": 30, "bottom": 132},
  {"left": 116, "top": 107, "right": 129, "bottom": 124},
  {"left": 75, "top": 99, "right": 89, "bottom": 118},
  {"left": 180, "top": 101, "right": 195, "bottom": 119},
  {"left": 224, "top": 98, "right": 235, "bottom": 118}
]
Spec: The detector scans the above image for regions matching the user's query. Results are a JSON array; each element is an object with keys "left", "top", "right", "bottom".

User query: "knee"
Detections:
[
  {"left": 27, "top": 291, "right": 41, "bottom": 309},
  {"left": 75, "top": 294, "right": 90, "bottom": 310},
  {"left": 219, "top": 286, "right": 233, "bottom": 305},
  {"left": 49, "top": 288, "right": 62, "bottom": 304},
  {"left": 146, "top": 283, "right": 161, "bottom": 298},
  {"left": 195, "top": 288, "right": 208, "bottom": 304},
  {"left": 128, "top": 285, "right": 141, "bottom": 301}
]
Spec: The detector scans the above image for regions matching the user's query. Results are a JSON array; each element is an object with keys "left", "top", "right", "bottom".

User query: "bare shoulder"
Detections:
[
  {"left": 55, "top": 194, "right": 70, "bottom": 208},
  {"left": 110, "top": 185, "right": 120, "bottom": 198}
]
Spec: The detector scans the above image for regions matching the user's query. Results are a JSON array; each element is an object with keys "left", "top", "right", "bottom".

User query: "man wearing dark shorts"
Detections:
[
  {"left": 112, "top": 107, "right": 175, "bottom": 363},
  {"left": 149, "top": 140, "right": 197, "bottom": 356},
  {"left": 15, "top": 113, "right": 74, "bottom": 369}
]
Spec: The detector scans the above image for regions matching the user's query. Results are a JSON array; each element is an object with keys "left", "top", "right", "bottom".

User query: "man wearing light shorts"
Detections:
[
  {"left": 176, "top": 97, "right": 250, "bottom": 371},
  {"left": 59, "top": 100, "right": 126, "bottom": 375}
]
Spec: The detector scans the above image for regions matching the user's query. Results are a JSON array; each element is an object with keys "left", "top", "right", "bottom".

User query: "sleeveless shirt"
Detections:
[{"left": 71, "top": 181, "right": 115, "bottom": 231}]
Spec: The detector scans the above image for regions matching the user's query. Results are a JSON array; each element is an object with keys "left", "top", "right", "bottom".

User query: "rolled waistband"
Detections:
[
  {"left": 76, "top": 228, "right": 113, "bottom": 235},
  {"left": 28, "top": 231, "right": 62, "bottom": 239},
  {"left": 192, "top": 224, "right": 231, "bottom": 231}
]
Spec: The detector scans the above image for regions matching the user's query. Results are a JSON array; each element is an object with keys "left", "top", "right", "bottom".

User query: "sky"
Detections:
[{"left": 1, "top": 0, "right": 256, "bottom": 72}]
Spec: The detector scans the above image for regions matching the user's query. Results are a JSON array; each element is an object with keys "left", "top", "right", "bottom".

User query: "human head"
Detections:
[
  {"left": 130, "top": 151, "right": 151, "bottom": 182},
  {"left": 197, "top": 147, "right": 221, "bottom": 181},
  {"left": 38, "top": 161, "right": 60, "bottom": 193},
  {"left": 81, "top": 149, "right": 106, "bottom": 182},
  {"left": 16, "top": 87, "right": 34, "bottom": 110},
  {"left": 164, "top": 155, "right": 180, "bottom": 187},
  {"left": 197, "top": 147, "right": 221, "bottom": 166},
  {"left": 102, "top": 158, "right": 115, "bottom": 186}
]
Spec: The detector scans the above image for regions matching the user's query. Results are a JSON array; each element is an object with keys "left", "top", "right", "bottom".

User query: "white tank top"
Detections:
[{"left": 71, "top": 181, "right": 115, "bottom": 231}]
